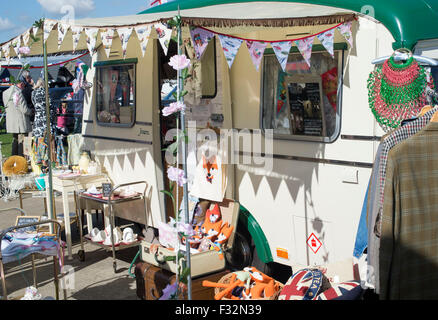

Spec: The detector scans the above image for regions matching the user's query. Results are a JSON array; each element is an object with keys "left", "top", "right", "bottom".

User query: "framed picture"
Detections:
[{"left": 15, "top": 216, "right": 41, "bottom": 233}]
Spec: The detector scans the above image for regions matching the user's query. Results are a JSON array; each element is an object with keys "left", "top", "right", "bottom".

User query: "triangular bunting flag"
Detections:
[
  {"left": 135, "top": 24, "right": 152, "bottom": 57},
  {"left": 11, "top": 36, "right": 21, "bottom": 56},
  {"left": 218, "top": 34, "right": 243, "bottom": 69},
  {"left": 337, "top": 21, "right": 353, "bottom": 48},
  {"left": 85, "top": 28, "right": 99, "bottom": 54},
  {"left": 189, "top": 27, "right": 215, "bottom": 60},
  {"left": 71, "top": 26, "right": 83, "bottom": 51},
  {"left": 316, "top": 29, "right": 335, "bottom": 57},
  {"left": 2, "top": 44, "right": 11, "bottom": 62},
  {"left": 100, "top": 28, "right": 115, "bottom": 58},
  {"left": 58, "top": 23, "right": 69, "bottom": 49},
  {"left": 271, "top": 41, "right": 293, "bottom": 72},
  {"left": 22, "top": 29, "right": 31, "bottom": 46},
  {"left": 155, "top": 23, "right": 172, "bottom": 56},
  {"left": 32, "top": 26, "right": 39, "bottom": 37},
  {"left": 117, "top": 27, "right": 133, "bottom": 59},
  {"left": 246, "top": 40, "right": 268, "bottom": 71},
  {"left": 43, "top": 19, "right": 56, "bottom": 43},
  {"left": 295, "top": 36, "right": 315, "bottom": 67}
]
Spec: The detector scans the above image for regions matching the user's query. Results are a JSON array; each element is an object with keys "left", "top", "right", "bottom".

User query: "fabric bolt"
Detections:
[
  {"left": 67, "top": 134, "right": 84, "bottom": 166},
  {"left": 380, "top": 121, "right": 438, "bottom": 299}
]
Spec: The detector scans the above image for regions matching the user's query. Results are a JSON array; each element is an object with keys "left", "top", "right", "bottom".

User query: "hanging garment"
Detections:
[
  {"left": 56, "top": 136, "right": 67, "bottom": 167},
  {"left": 380, "top": 121, "right": 438, "bottom": 299},
  {"left": 353, "top": 180, "right": 370, "bottom": 259},
  {"left": 31, "top": 87, "right": 57, "bottom": 139},
  {"left": 67, "top": 134, "right": 84, "bottom": 166}
]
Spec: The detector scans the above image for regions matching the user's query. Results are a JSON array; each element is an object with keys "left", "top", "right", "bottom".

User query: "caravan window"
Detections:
[
  {"left": 261, "top": 49, "right": 343, "bottom": 142},
  {"left": 95, "top": 61, "right": 136, "bottom": 127}
]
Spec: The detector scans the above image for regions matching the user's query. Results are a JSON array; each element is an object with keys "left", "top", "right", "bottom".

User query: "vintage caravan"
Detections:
[{"left": 10, "top": 0, "right": 437, "bottom": 281}]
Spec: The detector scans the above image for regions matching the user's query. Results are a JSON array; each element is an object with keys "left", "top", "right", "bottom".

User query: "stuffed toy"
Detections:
[
  {"left": 244, "top": 267, "right": 274, "bottom": 283},
  {"left": 202, "top": 270, "right": 252, "bottom": 300},
  {"left": 242, "top": 279, "right": 277, "bottom": 299},
  {"left": 209, "top": 223, "right": 234, "bottom": 259},
  {"left": 200, "top": 204, "right": 223, "bottom": 239}
]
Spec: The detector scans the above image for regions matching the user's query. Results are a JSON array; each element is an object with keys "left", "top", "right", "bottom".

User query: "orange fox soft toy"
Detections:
[
  {"left": 200, "top": 204, "right": 223, "bottom": 240},
  {"left": 210, "top": 223, "right": 235, "bottom": 259}
]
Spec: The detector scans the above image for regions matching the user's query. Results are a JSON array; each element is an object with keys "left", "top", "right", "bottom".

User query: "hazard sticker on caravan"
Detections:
[{"left": 307, "top": 233, "right": 322, "bottom": 254}]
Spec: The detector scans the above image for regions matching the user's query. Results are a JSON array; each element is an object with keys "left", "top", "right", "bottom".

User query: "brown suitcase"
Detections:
[{"left": 135, "top": 262, "right": 229, "bottom": 300}]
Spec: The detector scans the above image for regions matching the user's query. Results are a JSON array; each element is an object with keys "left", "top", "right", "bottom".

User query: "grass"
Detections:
[{"left": 0, "top": 133, "right": 12, "bottom": 159}]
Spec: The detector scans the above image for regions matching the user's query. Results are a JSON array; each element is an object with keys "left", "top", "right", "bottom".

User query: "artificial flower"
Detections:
[
  {"left": 168, "top": 54, "right": 191, "bottom": 71},
  {"left": 167, "top": 166, "right": 187, "bottom": 187},
  {"left": 159, "top": 282, "right": 179, "bottom": 300},
  {"left": 162, "top": 101, "right": 186, "bottom": 116},
  {"left": 177, "top": 221, "right": 195, "bottom": 237},
  {"left": 18, "top": 46, "right": 31, "bottom": 55}
]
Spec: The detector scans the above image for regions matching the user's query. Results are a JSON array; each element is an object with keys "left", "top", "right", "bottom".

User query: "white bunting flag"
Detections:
[
  {"left": 295, "top": 36, "right": 315, "bottom": 67},
  {"left": 43, "top": 19, "right": 56, "bottom": 43},
  {"left": 11, "top": 36, "right": 21, "bottom": 56},
  {"left": 71, "top": 26, "right": 83, "bottom": 51},
  {"left": 58, "top": 23, "right": 69, "bottom": 49},
  {"left": 317, "top": 29, "right": 335, "bottom": 57},
  {"left": 2, "top": 44, "right": 11, "bottom": 62},
  {"left": 32, "top": 26, "right": 39, "bottom": 37},
  {"left": 189, "top": 27, "right": 215, "bottom": 60},
  {"left": 100, "top": 28, "right": 115, "bottom": 58},
  {"left": 218, "top": 34, "right": 243, "bottom": 69},
  {"left": 271, "top": 41, "right": 293, "bottom": 72},
  {"left": 85, "top": 28, "right": 99, "bottom": 54},
  {"left": 22, "top": 29, "right": 31, "bottom": 46},
  {"left": 337, "top": 21, "right": 354, "bottom": 48},
  {"left": 155, "top": 23, "right": 173, "bottom": 56},
  {"left": 135, "top": 24, "right": 152, "bottom": 57},
  {"left": 117, "top": 27, "right": 133, "bottom": 58}
]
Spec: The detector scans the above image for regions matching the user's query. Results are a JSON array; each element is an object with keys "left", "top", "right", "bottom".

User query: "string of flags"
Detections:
[{"left": 1, "top": 18, "right": 353, "bottom": 72}]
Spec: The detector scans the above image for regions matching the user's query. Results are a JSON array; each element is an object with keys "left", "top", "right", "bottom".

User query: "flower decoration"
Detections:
[
  {"left": 177, "top": 221, "right": 195, "bottom": 237},
  {"left": 167, "top": 166, "right": 187, "bottom": 187},
  {"left": 168, "top": 54, "right": 191, "bottom": 71},
  {"left": 159, "top": 282, "right": 179, "bottom": 300},
  {"left": 162, "top": 101, "right": 186, "bottom": 117},
  {"left": 18, "top": 46, "right": 31, "bottom": 55}
]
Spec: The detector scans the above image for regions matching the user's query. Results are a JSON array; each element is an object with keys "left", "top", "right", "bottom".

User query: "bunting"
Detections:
[
  {"left": 100, "top": 28, "right": 115, "bottom": 58},
  {"left": 271, "top": 41, "right": 293, "bottom": 72},
  {"left": 135, "top": 24, "right": 153, "bottom": 57},
  {"left": 218, "top": 34, "right": 243, "bottom": 69},
  {"left": 71, "top": 26, "right": 83, "bottom": 51},
  {"left": 32, "top": 26, "right": 39, "bottom": 37},
  {"left": 316, "top": 29, "right": 335, "bottom": 57},
  {"left": 57, "top": 23, "right": 69, "bottom": 49},
  {"left": 22, "top": 29, "right": 31, "bottom": 46},
  {"left": 85, "top": 28, "right": 99, "bottom": 54},
  {"left": 295, "top": 36, "right": 315, "bottom": 67},
  {"left": 43, "top": 19, "right": 56, "bottom": 43},
  {"left": 2, "top": 44, "right": 11, "bottom": 62},
  {"left": 11, "top": 36, "right": 21, "bottom": 57},
  {"left": 246, "top": 40, "right": 268, "bottom": 71},
  {"left": 155, "top": 23, "right": 173, "bottom": 56},
  {"left": 117, "top": 27, "right": 133, "bottom": 59},
  {"left": 337, "top": 21, "right": 353, "bottom": 48},
  {"left": 189, "top": 27, "right": 215, "bottom": 60}
]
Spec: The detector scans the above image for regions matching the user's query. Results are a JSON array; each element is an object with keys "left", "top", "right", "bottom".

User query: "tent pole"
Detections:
[
  {"left": 177, "top": 7, "right": 192, "bottom": 301},
  {"left": 42, "top": 22, "right": 56, "bottom": 233}
]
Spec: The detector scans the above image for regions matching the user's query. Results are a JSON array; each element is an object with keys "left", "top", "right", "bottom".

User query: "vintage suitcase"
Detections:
[
  {"left": 135, "top": 262, "right": 229, "bottom": 300},
  {"left": 140, "top": 199, "right": 239, "bottom": 277}
]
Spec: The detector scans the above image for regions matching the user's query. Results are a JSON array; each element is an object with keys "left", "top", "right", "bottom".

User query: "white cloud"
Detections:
[
  {"left": 37, "top": 0, "right": 95, "bottom": 16},
  {"left": 0, "top": 17, "right": 14, "bottom": 31}
]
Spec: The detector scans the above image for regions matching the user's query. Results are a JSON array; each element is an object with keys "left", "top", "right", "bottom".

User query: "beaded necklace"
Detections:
[{"left": 367, "top": 56, "right": 434, "bottom": 131}]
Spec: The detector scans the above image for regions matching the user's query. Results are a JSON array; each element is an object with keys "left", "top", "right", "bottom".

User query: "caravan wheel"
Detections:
[{"left": 225, "top": 231, "right": 252, "bottom": 270}]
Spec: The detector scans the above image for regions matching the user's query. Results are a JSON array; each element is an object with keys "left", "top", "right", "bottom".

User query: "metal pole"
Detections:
[
  {"left": 177, "top": 6, "right": 192, "bottom": 301},
  {"left": 42, "top": 21, "right": 56, "bottom": 232}
]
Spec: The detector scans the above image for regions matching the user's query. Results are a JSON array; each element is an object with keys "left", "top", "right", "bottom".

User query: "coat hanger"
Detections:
[{"left": 371, "top": 48, "right": 438, "bottom": 66}]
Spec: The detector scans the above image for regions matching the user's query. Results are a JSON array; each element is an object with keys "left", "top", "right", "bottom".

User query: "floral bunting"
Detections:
[
  {"left": 43, "top": 19, "right": 56, "bottom": 43},
  {"left": 295, "top": 36, "right": 315, "bottom": 67},
  {"left": 337, "top": 21, "right": 353, "bottom": 48},
  {"left": 100, "top": 28, "right": 115, "bottom": 58},
  {"left": 85, "top": 28, "right": 99, "bottom": 54},
  {"left": 117, "top": 27, "right": 133, "bottom": 59},
  {"left": 155, "top": 23, "right": 173, "bottom": 56},
  {"left": 134, "top": 24, "right": 152, "bottom": 57},
  {"left": 71, "top": 26, "right": 83, "bottom": 51},
  {"left": 271, "top": 41, "right": 293, "bottom": 72},
  {"left": 57, "top": 23, "right": 69, "bottom": 49},
  {"left": 316, "top": 29, "right": 334, "bottom": 57},
  {"left": 218, "top": 34, "right": 243, "bottom": 69},
  {"left": 246, "top": 40, "right": 268, "bottom": 71},
  {"left": 189, "top": 27, "right": 215, "bottom": 60},
  {"left": 11, "top": 36, "right": 21, "bottom": 57}
]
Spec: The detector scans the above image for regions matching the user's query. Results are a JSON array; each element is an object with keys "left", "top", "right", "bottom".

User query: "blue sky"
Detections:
[{"left": 0, "top": 0, "right": 150, "bottom": 43}]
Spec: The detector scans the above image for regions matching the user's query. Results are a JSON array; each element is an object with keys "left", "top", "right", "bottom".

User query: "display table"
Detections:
[{"left": 45, "top": 173, "right": 109, "bottom": 260}]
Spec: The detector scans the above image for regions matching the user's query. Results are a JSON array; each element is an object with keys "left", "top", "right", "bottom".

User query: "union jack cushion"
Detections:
[
  {"left": 316, "top": 281, "right": 363, "bottom": 300},
  {"left": 278, "top": 269, "right": 325, "bottom": 300}
]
